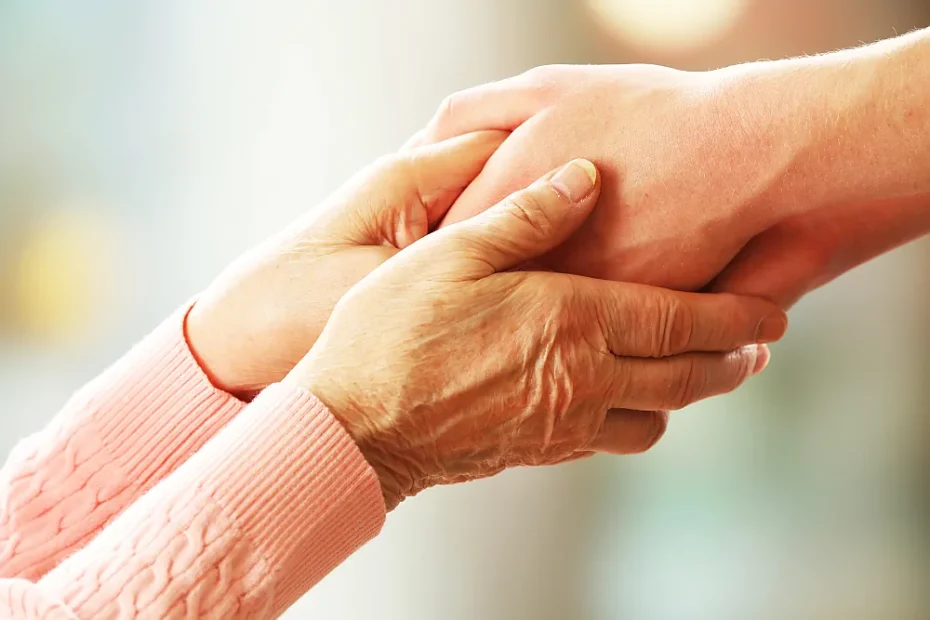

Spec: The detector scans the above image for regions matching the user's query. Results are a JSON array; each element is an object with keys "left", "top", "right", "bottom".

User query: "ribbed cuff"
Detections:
[
  {"left": 84, "top": 302, "right": 247, "bottom": 490},
  {"left": 194, "top": 383, "right": 386, "bottom": 614}
]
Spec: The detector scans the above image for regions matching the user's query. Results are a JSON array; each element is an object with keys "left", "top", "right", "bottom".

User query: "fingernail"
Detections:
[
  {"left": 755, "top": 314, "right": 787, "bottom": 343},
  {"left": 752, "top": 344, "right": 770, "bottom": 374},
  {"left": 550, "top": 159, "right": 597, "bottom": 202}
]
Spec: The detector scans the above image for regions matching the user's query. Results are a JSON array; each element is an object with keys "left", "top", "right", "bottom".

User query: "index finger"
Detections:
[{"left": 580, "top": 280, "right": 787, "bottom": 357}]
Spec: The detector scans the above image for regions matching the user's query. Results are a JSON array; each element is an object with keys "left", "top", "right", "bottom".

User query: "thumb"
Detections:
[
  {"left": 428, "top": 159, "right": 601, "bottom": 278},
  {"left": 312, "top": 130, "right": 507, "bottom": 247}
]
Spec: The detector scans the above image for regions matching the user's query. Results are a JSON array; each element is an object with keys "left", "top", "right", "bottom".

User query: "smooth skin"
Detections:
[{"left": 414, "top": 29, "right": 930, "bottom": 308}]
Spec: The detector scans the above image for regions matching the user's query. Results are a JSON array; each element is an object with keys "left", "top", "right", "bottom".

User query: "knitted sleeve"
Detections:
[
  {"left": 0, "top": 304, "right": 246, "bottom": 581},
  {"left": 0, "top": 384, "right": 386, "bottom": 619}
]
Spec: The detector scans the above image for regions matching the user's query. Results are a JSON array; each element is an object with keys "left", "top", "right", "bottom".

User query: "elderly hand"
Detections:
[
  {"left": 286, "top": 160, "right": 787, "bottom": 510},
  {"left": 186, "top": 131, "right": 507, "bottom": 396}
]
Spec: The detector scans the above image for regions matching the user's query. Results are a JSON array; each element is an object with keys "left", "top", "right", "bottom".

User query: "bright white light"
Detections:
[{"left": 588, "top": 0, "right": 749, "bottom": 52}]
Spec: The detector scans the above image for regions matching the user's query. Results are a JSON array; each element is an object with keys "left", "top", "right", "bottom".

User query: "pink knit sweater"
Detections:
[{"left": 0, "top": 304, "right": 386, "bottom": 618}]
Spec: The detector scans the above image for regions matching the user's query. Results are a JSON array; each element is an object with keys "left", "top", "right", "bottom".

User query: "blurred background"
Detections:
[{"left": 2, "top": 1, "right": 929, "bottom": 618}]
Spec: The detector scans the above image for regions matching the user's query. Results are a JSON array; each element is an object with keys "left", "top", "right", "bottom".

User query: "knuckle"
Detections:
[
  {"left": 521, "top": 64, "right": 566, "bottom": 85},
  {"left": 372, "top": 152, "right": 411, "bottom": 179},
  {"left": 435, "top": 92, "right": 462, "bottom": 125},
  {"left": 607, "top": 365, "right": 633, "bottom": 407},
  {"left": 522, "top": 64, "right": 556, "bottom": 82},
  {"left": 671, "top": 358, "right": 706, "bottom": 410},
  {"left": 656, "top": 296, "right": 694, "bottom": 356},
  {"left": 514, "top": 65, "right": 567, "bottom": 107},
  {"left": 600, "top": 354, "right": 632, "bottom": 404},
  {"left": 503, "top": 190, "right": 555, "bottom": 239}
]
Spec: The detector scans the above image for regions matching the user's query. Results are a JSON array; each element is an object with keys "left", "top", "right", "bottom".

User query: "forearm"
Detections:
[
  {"left": 0, "top": 304, "right": 246, "bottom": 582},
  {"left": 0, "top": 384, "right": 385, "bottom": 619},
  {"left": 729, "top": 28, "right": 930, "bottom": 219}
]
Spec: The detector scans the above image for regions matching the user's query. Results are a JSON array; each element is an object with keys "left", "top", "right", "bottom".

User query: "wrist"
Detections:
[
  {"left": 283, "top": 359, "right": 408, "bottom": 511},
  {"left": 185, "top": 298, "right": 262, "bottom": 400},
  {"left": 704, "top": 58, "right": 830, "bottom": 226},
  {"left": 719, "top": 31, "right": 930, "bottom": 221}
]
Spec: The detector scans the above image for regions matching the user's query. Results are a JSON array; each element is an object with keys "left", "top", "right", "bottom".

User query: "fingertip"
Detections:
[
  {"left": 470, "top": 128, "right": 511, "bottom": 147},
  {"left": 456, "top": 130, "right": 510, "bottom": 162},
  {"left": 752, "top": 344, "right": 771, "bottom": 375},
  {"left": 575, "top": 159, "right": 598, "bottom": 185},
  {"left": 755, "top": 311, "right": 788, "bottom": 344},
  {"left": 424, "top": 130, "right": 510, "bottom": 170},
  {"left": 697, "top": 293, "right": 789, "bottom": 352},
  {"left": 443, "top": 158, "right": 599, "bottom": 275},
  {"left": 421, "top": 128, "right": 509, "bottom": 155},
  {"left": 412, "top": 128, "right": 508, "bottom": 160},
  {"left": 548, "top": 159, "right": 599, "bottom": 203},
  {"left": 592, "top": 408, "right": 668, "bottom": 455},
  {"left": 644, "top": 410, "right": 669, "bottom": 452}
]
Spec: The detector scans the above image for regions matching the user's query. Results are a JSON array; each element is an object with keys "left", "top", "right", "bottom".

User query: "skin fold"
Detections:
[
  {"left": 286, "top": 160, "right": 785, "bottom": 508},
  {"left": 186, "top": 139, "right": 785, "bottom": 508},
  {"left": 181, "top": 29, "right": 930, "bottom": 509}
]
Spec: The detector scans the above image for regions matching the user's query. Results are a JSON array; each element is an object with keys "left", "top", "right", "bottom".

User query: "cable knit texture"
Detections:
[
  {"left": 0, "top": 307, "right": 386, "bottom": 618},
  {"left": 0, "top": 304, "right": 246, "bottom": 582},
  {"left": 0, "top": 384, "right": 385, "bottom": 619}
]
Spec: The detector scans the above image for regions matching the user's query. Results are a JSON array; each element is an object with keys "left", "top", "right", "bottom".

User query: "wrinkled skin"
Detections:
[
  {"left": 186, "top": 131, "right": 508, "bottom": 397},
  {"left": 288, "top": 160, "right": 785, "bottom": 509},
  {"left": 417, "top": 64, "right": 930, "bottom": 308}
]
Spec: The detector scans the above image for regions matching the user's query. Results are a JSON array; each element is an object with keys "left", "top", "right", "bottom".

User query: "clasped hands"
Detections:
[{"left": 181, "top": 64, "right": 838, "bottom": 510}]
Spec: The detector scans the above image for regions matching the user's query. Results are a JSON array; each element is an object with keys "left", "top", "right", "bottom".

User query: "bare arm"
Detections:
[
  {"left": 418, "top": 28, "right": 930, "bottom": 306},
  {"left": 709, "top": 29, "right": 930, "bottom": 302},
  {"left": 730, "top": 27, "right": 930, "bottom": 218}
]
